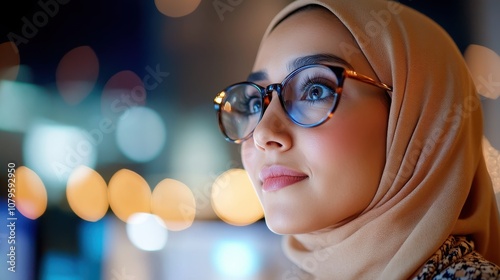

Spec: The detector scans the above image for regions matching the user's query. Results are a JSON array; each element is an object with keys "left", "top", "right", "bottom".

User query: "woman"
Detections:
[{"left": 213, "top": 0, "right": 500, "bottom": 278}]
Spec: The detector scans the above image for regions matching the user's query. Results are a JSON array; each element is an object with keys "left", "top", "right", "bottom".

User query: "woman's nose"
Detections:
[{"left": 252, "top": 94, "right": 292, "bottom": 152}]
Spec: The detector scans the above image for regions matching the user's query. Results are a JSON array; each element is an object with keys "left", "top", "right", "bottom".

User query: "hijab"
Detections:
[{"left": 256, "top": 0, "right": 500, "bottom": 278}]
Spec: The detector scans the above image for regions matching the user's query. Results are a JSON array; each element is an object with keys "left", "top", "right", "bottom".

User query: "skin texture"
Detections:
[{"left": 241, "top": 8, "right": 390, "bottom": 234}]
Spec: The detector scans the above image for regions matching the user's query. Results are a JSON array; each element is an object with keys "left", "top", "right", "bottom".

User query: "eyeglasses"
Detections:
[{"left": 214, "top": 64, "right": 392, "bottom": 143}]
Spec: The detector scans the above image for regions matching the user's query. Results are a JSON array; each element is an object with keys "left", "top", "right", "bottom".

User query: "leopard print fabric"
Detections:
[{"left": 414, "top": 236, "right": 500, "bottom": 280}]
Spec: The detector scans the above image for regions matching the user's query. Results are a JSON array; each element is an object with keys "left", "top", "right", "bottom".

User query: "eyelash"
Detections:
[{"left": 298, "top": 76, "right": 336, "bottom": 102}]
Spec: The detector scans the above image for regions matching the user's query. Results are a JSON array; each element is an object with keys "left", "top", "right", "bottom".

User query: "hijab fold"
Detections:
[{"left": 258, "top": 0, "right": 500, "bottom": 278}]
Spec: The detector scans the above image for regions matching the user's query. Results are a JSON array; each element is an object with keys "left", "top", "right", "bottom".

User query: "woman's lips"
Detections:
[{"left": 259, "top": 165, "right": 308, "bottom": 192}]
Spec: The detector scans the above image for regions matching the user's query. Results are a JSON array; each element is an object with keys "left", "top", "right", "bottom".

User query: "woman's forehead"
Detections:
[{"left": 252, "top": 8, "right": 370, "bottom": 81}]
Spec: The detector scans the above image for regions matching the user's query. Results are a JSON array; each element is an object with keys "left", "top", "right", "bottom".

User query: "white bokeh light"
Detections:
[
  {"left": 116, "top": 106, "right": 167, "bottom": 162},
  {"left": 170, "top": 110, "right": 231, "bottom": 186},
  {"left": 212, "top": 240, "right": 259, "bottom": 278},
  {"left": 126, "top": 213, "right": 168, "bottom": 251},
  {"left": 0, "top": 80, "right": 49, "bottom": 133},
  {"left": 23, "top": 119, "right": 97, "bottom": 202}
]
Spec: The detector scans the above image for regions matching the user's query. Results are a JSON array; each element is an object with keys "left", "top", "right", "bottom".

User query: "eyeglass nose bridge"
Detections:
[{"left": 262, "top": 83, "right": 283, "bottom": 112}]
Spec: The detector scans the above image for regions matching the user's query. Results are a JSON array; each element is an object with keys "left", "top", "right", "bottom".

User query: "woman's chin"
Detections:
[{"left": 264, "top": 216, "right": 314, "bottom": 235}]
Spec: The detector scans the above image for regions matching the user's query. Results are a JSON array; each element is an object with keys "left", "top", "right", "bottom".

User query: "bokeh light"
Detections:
[
  {"left": 0, "top": 41, "right": 20, "bottom": 81},
  {"left": 151, "top": 178, "right": 196, "bottom": 231},
  {"left": 101, "top": 70, "right": 146, "bottom": 123},
  {"left": 66, "top": 165, "right": 109, "bottom": 222},
  {"left": 171, "top": 112, "right": 229, "bottom": 177},
  {"left": 169, "top": 110, "right": 232, "bottom": 220},
  {"left": 115, "top": 106, "right": 167, "bottom": 162},
  {"left": 464, "top": 44, "right": 500, "bottom": 99},
  {"left": 126, "top": 213, "right": 168, "bottom": 251},
  {"left": 154, "top": 0, "right": 201, "bottom": 18},
  {"left": 15, "top": 166, "right": 48, "bottom": 219},
  {"left": 212, "top": 240, "right": 260, "bottom": 278},
  {"left": 0, "top": 81, "right": 49, "bottom": 133},
  {"left": 211, "top": 169, "right": 264, "bottom": 226},
  {"left": 108, "top": 169, "right": 151, "bottom": 222},
  {"left": 56, "top": 46, "right": 99, "bottom": 105},
  {"left": 483, "top": 137, "right": 500, "bottom": 193},
  {"left": 23, "top": 120, "right": 98, "bottom": 201}
]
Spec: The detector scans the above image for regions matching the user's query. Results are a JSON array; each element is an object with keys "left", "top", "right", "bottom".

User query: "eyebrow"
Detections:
[
  {"left": 289, "top": 54, "right": 353, "bottom": 72},
  {"left": 247, "top": 53, "right": 353, "bottom": 83},
  {"left": 247, "top": 71, "right": 268, "bottom": 83}
]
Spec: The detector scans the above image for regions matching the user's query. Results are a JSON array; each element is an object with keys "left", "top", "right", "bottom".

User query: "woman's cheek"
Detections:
[
  {"left": 241, "top": 141, "right": 254, "bottom": 169},
  {"left": 241, "top": 141, "right": 260, "bottom": 183}
]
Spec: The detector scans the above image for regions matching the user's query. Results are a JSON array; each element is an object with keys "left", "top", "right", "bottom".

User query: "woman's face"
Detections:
[{"left": 241, "top": 8, "right": 389, "bottom": 234}]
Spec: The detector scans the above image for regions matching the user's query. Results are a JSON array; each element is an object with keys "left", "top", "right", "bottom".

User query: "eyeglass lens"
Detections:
[{"left": 219, "top": 65, "right": 341, "bottom": 141}]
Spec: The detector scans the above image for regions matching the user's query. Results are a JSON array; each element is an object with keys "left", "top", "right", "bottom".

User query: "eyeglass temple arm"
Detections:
[{"left": 345, "top": 69, "right": 393, "bottom": 93}]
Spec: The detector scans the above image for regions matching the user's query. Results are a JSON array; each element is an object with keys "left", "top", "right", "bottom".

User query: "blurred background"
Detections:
[{"left": 0, "top": 0, "right": 498, "bottom": 279}]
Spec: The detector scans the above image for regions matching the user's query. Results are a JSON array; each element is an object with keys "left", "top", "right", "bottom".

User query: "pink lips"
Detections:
[{"left": 259, "top": 165, "right": 308, "bottom": 192}]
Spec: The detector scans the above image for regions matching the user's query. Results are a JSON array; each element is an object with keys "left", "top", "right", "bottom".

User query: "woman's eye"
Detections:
[
  {"left": 304, "top": 84, "right": 333, "bottom": 101},
  {"left": 243, "top": 96, "right": 262, "bottom": 114}
]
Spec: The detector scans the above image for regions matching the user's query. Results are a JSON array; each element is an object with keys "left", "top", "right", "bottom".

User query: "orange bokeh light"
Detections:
[
  {"left": 211, "top": 169, "right": 264, "bottom": 226},
  {"left": 0, "top": 41, "right": 20, "bottom": 81},
  {"left": 15, "top": 166, "right": 48, "bottom": 219},
  {"left": 154, "top": 0, "right": 201, "bottom": 18},
  {"left": 66, "top": 165, "right": 109, "bottom": 222},
  {"left": 151, "top": 178, "right": 196, "bottom": 231},
  {"left": 108, "top": 169, "right": 151, "bottom": 222}
]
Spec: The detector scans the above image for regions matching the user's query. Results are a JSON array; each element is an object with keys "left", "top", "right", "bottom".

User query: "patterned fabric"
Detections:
[{"left": 414, "top": 236, "right": 500, "bottom": 280}]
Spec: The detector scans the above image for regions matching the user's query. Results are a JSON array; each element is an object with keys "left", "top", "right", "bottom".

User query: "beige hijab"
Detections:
[{"left": 256, "top": 0, "right": 500, "bottom": 279}]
